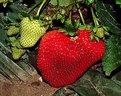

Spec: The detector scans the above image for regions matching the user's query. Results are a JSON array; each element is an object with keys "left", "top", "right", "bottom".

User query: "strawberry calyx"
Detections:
[
  {"left": 59, "top": 17, "right": 79, "bottom": 37},
  {"left": 90, "top": 7, "right": 110, "bottom": 42},
  {"left": 59, "top": 28, "right": 79, "bottom": 37},
  {"left": 89, "top": 25, "right": 109, "bottom": 42},
  {"left": 93, "top": 25, "right": 110, "bottom": 39},
  {"left": 58, "top": 0, "right": 81, "bottom": 37},
  {"left": 79, "top": 24, "right": 93, "bottom": 31}
]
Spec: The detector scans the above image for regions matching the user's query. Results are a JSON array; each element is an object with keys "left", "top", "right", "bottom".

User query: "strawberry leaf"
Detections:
[
  {"left": 0, "top": 51, "right": 30, "bottom": 81},
  {"left": 103, "top": 35, "right": 121, "bottom": 76},
  {"left": 53, "top": 70, "right": 121, "bottom": 96},
  {"left": 68, "top": 70, "right": 121, "bottom": 96},
  {"left": 0, "top": 29, "right": 8, "bottom": 46},
  {"left": 6, "top": 4, "right": 26, "bottom": 22},
  {"left": 52, "top": 88, "right": 66, "bottom": 96},
  {"left": 96, "top": 0, "right": 121, "bottom": 36}
]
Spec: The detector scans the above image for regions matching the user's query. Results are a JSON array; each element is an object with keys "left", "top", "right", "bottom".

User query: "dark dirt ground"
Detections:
[
  {"left": 0, "top": 49, "right": 59, "bottom": 96},
  {"left": 0, "top": 73, "right": 59, "bottom": 96}
]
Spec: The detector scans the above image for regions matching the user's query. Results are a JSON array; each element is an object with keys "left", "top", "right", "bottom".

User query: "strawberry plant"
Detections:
[{"left": 0, "top": 0, "right": 121, "bottom": 95}]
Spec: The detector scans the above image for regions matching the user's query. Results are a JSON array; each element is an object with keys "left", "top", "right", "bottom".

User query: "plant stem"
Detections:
[
  {"left": 66, "top": 0, "right": 73, "bottom": 24},
  {"left": 69, "top": 0, "right": 73, "bottom": 19},
  {"left": 76, "top": 1, "right": 86, "bottom": 25},
  {"left": 36, "top": 0, "right": 47, "bottom": 16},
  {"left": 57, "top": 0, "right": 59, "bottom": 6},
  {"left": 27, "top": 1, "right": 43, "bottom": 14},
  {"left": 91, "top": 7, "right": 99, "bottom": 26}
]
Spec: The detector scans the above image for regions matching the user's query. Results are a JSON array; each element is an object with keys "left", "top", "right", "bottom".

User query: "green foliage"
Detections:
[
  {"left": 96, "top": 0, "right": 121, "bottom": 76},
  {"left": 103, "top": 35, "right": 121, "bottom": 76},
  {"left": 0, "top": 51, "right": 30, "bottom": 81},
  {"left": 52, "top": 88, "right": 66, "bottom": 96},
  {"left": 53, "top": 70, "right": 121, "bottom": 96},
  {"left": 96, "top": 0, "right": 121, "bottom": 36},
  {"left": 115, "top": 0, "right": 121, "bottom": 8},
  {"left": 1, "top": 0, "right": 121, "bottom": 95},
  {"left": 0, "top": 0, "right": 37, "bottom": 81},
  {"left": 0, "top": 13, "right": 8, "bottom": 45},
  {"left": 0, "top": 29, "right": 8, "bottom": 45}
]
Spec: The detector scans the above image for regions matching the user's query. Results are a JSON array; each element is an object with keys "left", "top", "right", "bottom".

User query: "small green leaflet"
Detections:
[
  {"left": 86, "top": 0, "right": 94, "bottom": 5},
  {"left": 103, "top": 35, "right": 121, "bottom": 76},
  {"left": 96, "top": 0, "right": 121, "bottom": 36}
]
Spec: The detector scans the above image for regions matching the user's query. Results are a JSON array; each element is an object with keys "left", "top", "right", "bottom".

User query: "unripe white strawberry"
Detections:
[{"left": 20, "top": 17, "right": 46, "bottom": 48}]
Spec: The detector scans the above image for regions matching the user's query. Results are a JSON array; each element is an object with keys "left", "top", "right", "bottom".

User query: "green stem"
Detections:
[
  {"left": 27, "top": 1, "right": 43, "bottom": 14},
  {"left": 68, "top": 0, "right": 73, "bottom": 19},
  {"left": 29, "top": 15, "right": 34, "bottom": 21},
  {"left": 36, "top": 0, "right": 47, "bottom": 16},
  {"left": 91, "top": 7, "right": 99, "bottom": 26},
  {"left": 69, "top": 6, "right": 72, "bottom": 19},
  {"left": 76, "top": 1, "right": 86, "bottom": 25},
  {"left": 57, "top": 0, "right": 59, "bottom": 6}
]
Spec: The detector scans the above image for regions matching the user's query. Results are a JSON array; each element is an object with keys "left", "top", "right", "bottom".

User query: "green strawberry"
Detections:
[
  {"left": 11, "top": 47, "right": 26, "bottom": 60},
  {"left": 7, "top": 26, "right": 19, "bottom": 36},
  {"left": 20, "top": 17, "right": 46, "bottom": 48}
]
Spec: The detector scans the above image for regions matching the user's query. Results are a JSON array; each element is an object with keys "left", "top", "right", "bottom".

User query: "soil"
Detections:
[{"left": 0, "top": 73, "right": 59, "bottom": 96}]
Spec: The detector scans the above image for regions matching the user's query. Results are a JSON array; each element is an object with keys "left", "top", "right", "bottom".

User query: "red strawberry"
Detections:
[{"left": 37, "top": 30, "right": 104, "bottom": 87}]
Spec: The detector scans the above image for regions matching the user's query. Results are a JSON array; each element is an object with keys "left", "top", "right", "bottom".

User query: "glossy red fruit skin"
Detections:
[{"left": 37, "top": 30, "right": 105, "bottom": 87}]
